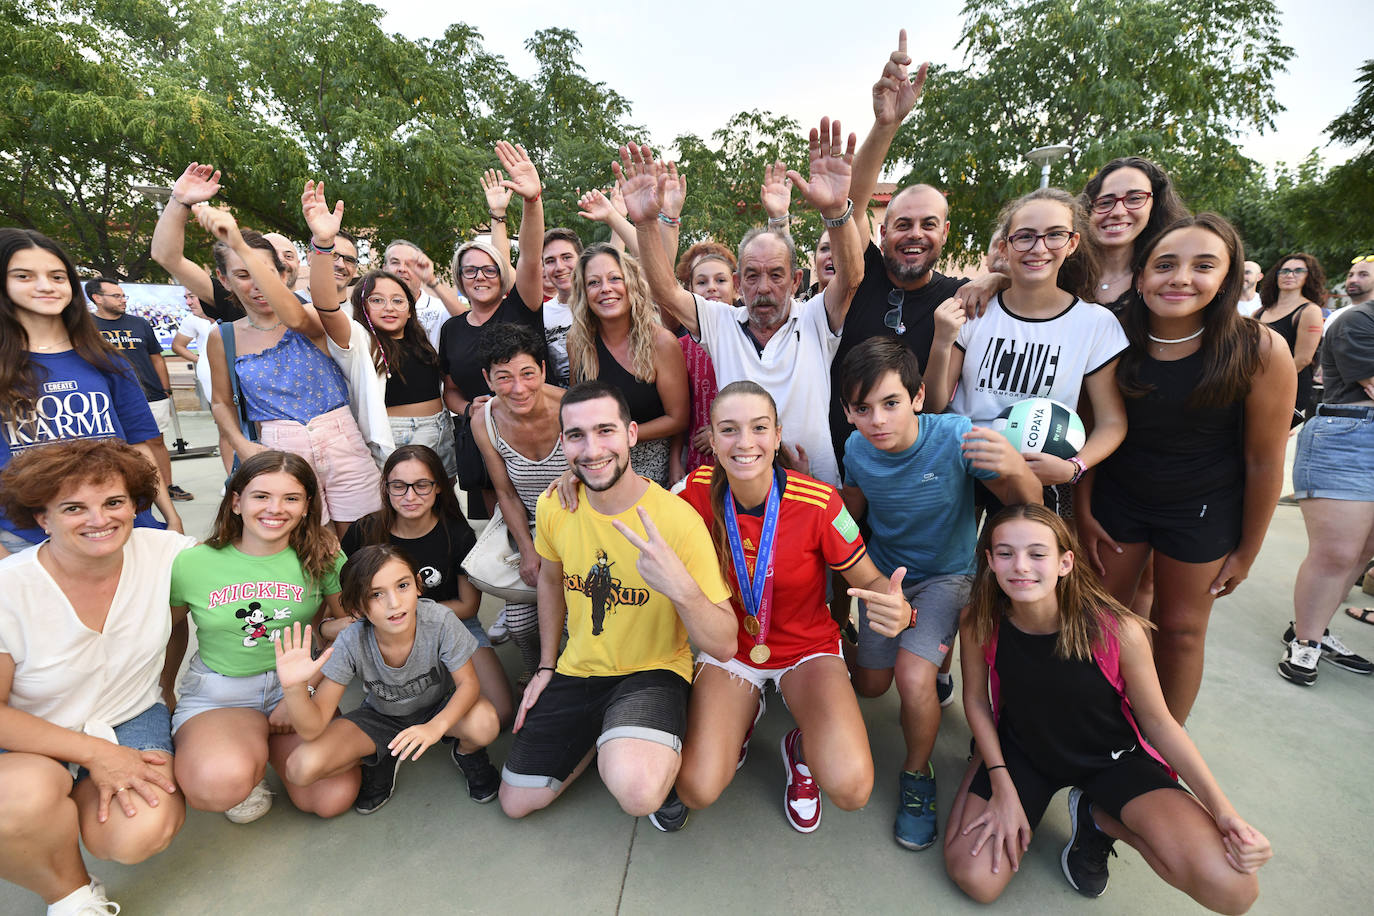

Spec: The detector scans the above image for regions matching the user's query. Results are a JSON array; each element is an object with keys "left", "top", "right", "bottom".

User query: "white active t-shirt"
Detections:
[
  {"left": 951, "top": 294, "right": 1128, "bottom": 424},
  {"left": 693, "top": 292, "right": 841, "bottom": 485},
  {"left": 0, "top": 528, "right": 198, "bottom": 735}
]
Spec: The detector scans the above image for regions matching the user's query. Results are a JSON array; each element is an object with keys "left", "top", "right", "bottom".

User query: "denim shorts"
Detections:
[
  {"left": 0, "top": 704, "right": 175, "bottom": 781},
  {"left": 171, "top": 653, "right": 285, "bottom": 734},
  {"left": 1292, "top": 409, "right": 1374, "bottom": 501},
  {"left": 462, "top": 615, "right": 492, "bottom": 650},
  {"left": 856, "top": 573, "right": 972, "bottom": 669},
  {"left": 389, "top": 409, "right": 458, "bottom": 480}
]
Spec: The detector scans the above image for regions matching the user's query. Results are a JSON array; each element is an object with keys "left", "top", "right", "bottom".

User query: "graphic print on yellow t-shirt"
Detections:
[{"left": 535, "top": 480, "right": 731, "bottom": 682}]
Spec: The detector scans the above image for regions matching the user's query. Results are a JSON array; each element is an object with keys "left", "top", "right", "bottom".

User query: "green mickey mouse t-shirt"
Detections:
[{"left": 170, "top": 543, "right": 345, "bottom": 677}]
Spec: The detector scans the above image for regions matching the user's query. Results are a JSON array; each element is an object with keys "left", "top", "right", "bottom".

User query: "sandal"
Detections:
[{"left": 1343, "top": 607, "right": 1374, "bottom": 626}]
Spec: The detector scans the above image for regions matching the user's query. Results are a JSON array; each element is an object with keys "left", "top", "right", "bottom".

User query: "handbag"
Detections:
[
  {"left": 462, "top": 504, "right": 537, "bottom": 603},
  {"left": 461, "top": 398, "right": 538, "bottom": 602}
]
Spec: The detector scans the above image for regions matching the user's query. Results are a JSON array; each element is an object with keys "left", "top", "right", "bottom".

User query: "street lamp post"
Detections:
[{"left": 1023, "top": 145, "right": 1072, "bottom": 189}]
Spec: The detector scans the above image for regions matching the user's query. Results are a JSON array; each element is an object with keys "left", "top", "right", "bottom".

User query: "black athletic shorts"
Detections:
[
  {"left": 1091, "top": 474, "right": 1242, "bottom": 564},
  {"left": 968, "top": 732, "right": 1183, "bottom": 827},
  {"left": 343, "top": 697, "right": 451, "bottom": 767},
  {"left": 501, "top": 669, "right": 690, "bottom": 791}
]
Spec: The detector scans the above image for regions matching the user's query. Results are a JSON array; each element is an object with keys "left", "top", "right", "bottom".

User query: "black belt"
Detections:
[{"left": 1315, "top": 403, "right": 1374, "bottom": 419}]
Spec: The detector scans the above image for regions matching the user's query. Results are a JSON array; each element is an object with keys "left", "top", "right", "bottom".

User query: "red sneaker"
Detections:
[
  {"left": 737, "top": 693, "right": 766, "bottom": 771},
  {"left": 780, "top": 728, "right": 821, "bottom": 833}
]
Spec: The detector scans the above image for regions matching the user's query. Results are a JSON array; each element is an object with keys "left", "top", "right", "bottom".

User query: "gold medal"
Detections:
[
  {"left": 743, "top": 615, "right": 761, "bottom": 636},
  {"left": 749, "top": 643, "right": 771, "bottom": 665}
]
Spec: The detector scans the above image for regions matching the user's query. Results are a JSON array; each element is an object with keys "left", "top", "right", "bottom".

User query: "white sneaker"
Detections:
[
  {"left": 487, "top": 610, "right": 510, "bottom": 645},
  {"left": 47, "top": 878, "right": 120, "bottom": 915},
  {"left": 224, "top": 778, "right": 273, "bottom": 823}
]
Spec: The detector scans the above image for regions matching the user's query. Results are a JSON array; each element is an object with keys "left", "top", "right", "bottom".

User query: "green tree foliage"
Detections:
[
  {"left": 1227, "top": 60, "right": 1374, "bottom": 282},
  {"left": 889, "top": 0, "right": 1292, "bottom": 260},
  {"left": 673, "top": 110, "right": 825, "bottom": 262},
  {"left": 0, "top": 1, "right": 638, "bottom": 279}
]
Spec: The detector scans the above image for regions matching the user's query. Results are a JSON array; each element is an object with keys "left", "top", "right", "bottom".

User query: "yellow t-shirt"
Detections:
[{"left": 534, "top": 479, "right": 731, "bottom": 681}]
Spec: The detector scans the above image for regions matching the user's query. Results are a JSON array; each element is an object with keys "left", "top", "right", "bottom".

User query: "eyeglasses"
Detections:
[
  {"left": 1276, "top": 267, "right": 1308, "bottom": 277},
  {"left": 461, "top": 265, "right": 501, "bottom": 280},
  {"left": 1090, "top": 191, "right": 1153, "bottom": 214},
  {"left": 1351, "top": 255, "right": 1374, "bottom": 265},
  {"left": 332, "top": 252, "right": 359, "bottom": 266},
  {"left": 885, "top": 289, "right": 906, "bottom": 335},
  {"left": 366, "top": 296, "right": 410, "bottom": 311},
  {"left": 386, "top": 479, "right": 436, "bottom": 496},
  {"left": 97, "top": 292, "right": 128, "bottom": 300},
  {"left": 1007, "top": 230, "right": 1075, "bottom": 252}
]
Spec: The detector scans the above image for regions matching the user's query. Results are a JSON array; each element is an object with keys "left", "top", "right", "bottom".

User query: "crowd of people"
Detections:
[{"left": 4, "top": 29, "right": 1373, "bottom": 916}]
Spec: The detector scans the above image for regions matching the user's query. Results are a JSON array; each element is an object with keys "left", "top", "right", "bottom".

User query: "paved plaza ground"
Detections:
[{"left": 4, "top": 409, "right": 1370, "bottom": 914}]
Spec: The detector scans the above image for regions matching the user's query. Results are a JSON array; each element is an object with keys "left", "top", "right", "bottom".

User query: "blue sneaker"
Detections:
[{"left": 894, "top": 765, "right": 937, "bottom": 850}]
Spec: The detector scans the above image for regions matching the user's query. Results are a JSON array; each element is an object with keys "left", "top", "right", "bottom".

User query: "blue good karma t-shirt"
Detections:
[{"left": 0, "top": 350, "right": 161, "bottom": 541}]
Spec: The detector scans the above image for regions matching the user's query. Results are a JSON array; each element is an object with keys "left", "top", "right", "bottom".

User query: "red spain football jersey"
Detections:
[{"left": 680, "top": 466, "right": 867, "bottom": 668}]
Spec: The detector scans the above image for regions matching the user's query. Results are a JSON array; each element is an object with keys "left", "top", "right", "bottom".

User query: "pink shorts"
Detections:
[{"left": 259, "top": 406, "right": 382, "bottom": 524}]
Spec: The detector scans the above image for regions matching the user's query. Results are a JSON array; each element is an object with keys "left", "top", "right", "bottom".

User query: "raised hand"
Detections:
[
  {"left": 933, "top": 296, "right": 967, "bottom": 347},
  {"left": 612, "top": 506, "right": 695, "bottom": 601},
  {"left": 495, "top": 142, "right": 542, "bottom": 201},
  {"left": 786, "top": 117, "right": 856, "bottom": 219},
  {"left": 481, "top": 168, "right": 512, "bottom": 216},
  {"left": 193, "top": 204, "right": 243, "bottom": 249},
  {"left": 577, "top": 188, "right": 617, "bottom": 224},
  {"left": 301, "top": 180, "right": 344, "bottom": 245},
  {"left": 272, "top": 622, "right": 331, "bottom": 689},
  {"left": 872, "top": 29, "right": 928, "bottom": 127},
  {"left": 657, "top": 161, "right": 685, "bottom": 219},
  {"left": 414, "top": 248, "right": 437, "bottom": 288},
  {"left": 760, "top": 161, "right": 792, "bottom": 219},
  {"left": 848, "top": 566, "right": 912, "bottom": 638},
  {"left": 172, "top": 162, "right": 221, "bottom": 206},
  {"left": 613, "top": 143, "right": 662, "bottom": 223},
  {"left": 608, "top": 181, "right": 630, "bottom": 218}
]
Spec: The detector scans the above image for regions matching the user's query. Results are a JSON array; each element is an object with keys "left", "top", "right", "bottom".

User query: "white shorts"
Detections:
[
  {"left": 148, "top": 397, "right": 172, "bottom": 435},
  {"left": 694, "top": 639, "right": 844, "bottom": 693}
]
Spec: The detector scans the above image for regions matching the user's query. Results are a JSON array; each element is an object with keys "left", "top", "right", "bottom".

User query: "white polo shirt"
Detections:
[{"left": 693, "top": 292, "right": 841, "bottom": 485}]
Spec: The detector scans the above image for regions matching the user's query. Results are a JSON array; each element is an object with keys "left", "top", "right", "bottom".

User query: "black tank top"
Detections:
[
  {"left": 384, "top": 346, "right": 443, "bottom": 407},
  {"left": 1099, "top": 349, "right": 1244, "bottom": 504},
  {"left": 1259, "top": 306, "right": 1314, "bottom": 413},
  {"left": 995, "top": 620, "right": 1140, "bottom": 771},
  {"left": 594, "top": 334, "right": 664, "bottom": 424}
]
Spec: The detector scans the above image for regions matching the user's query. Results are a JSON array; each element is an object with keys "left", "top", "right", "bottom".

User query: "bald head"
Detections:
[
  {"left": 1242, "top": 260, "right": 1262, "bottom": 296},
  {"left": 263, "top": 233, "right": 301, "bottom": 286},
  {"left": 879, "top": 184, "right": 950, "bottom": 288}
]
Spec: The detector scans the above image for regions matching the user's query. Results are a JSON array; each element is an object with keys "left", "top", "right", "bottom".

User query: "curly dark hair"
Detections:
[{"left": 1256, "top": 252, "right": 1328, "bottom": 311}]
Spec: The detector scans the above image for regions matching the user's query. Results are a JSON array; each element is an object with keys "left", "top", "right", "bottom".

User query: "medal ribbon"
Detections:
[{"left": 724, "top": 474, "right": 781, "bottom": 648}]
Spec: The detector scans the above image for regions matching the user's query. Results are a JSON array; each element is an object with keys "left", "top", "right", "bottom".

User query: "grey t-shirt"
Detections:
[{"left": 321, "top": 598, "right": 477, "bottom": 717}]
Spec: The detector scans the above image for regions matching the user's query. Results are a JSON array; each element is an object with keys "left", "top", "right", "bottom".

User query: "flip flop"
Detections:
[{"left": 1344, "top": 607, "right": 1374, "bottom": 626}]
